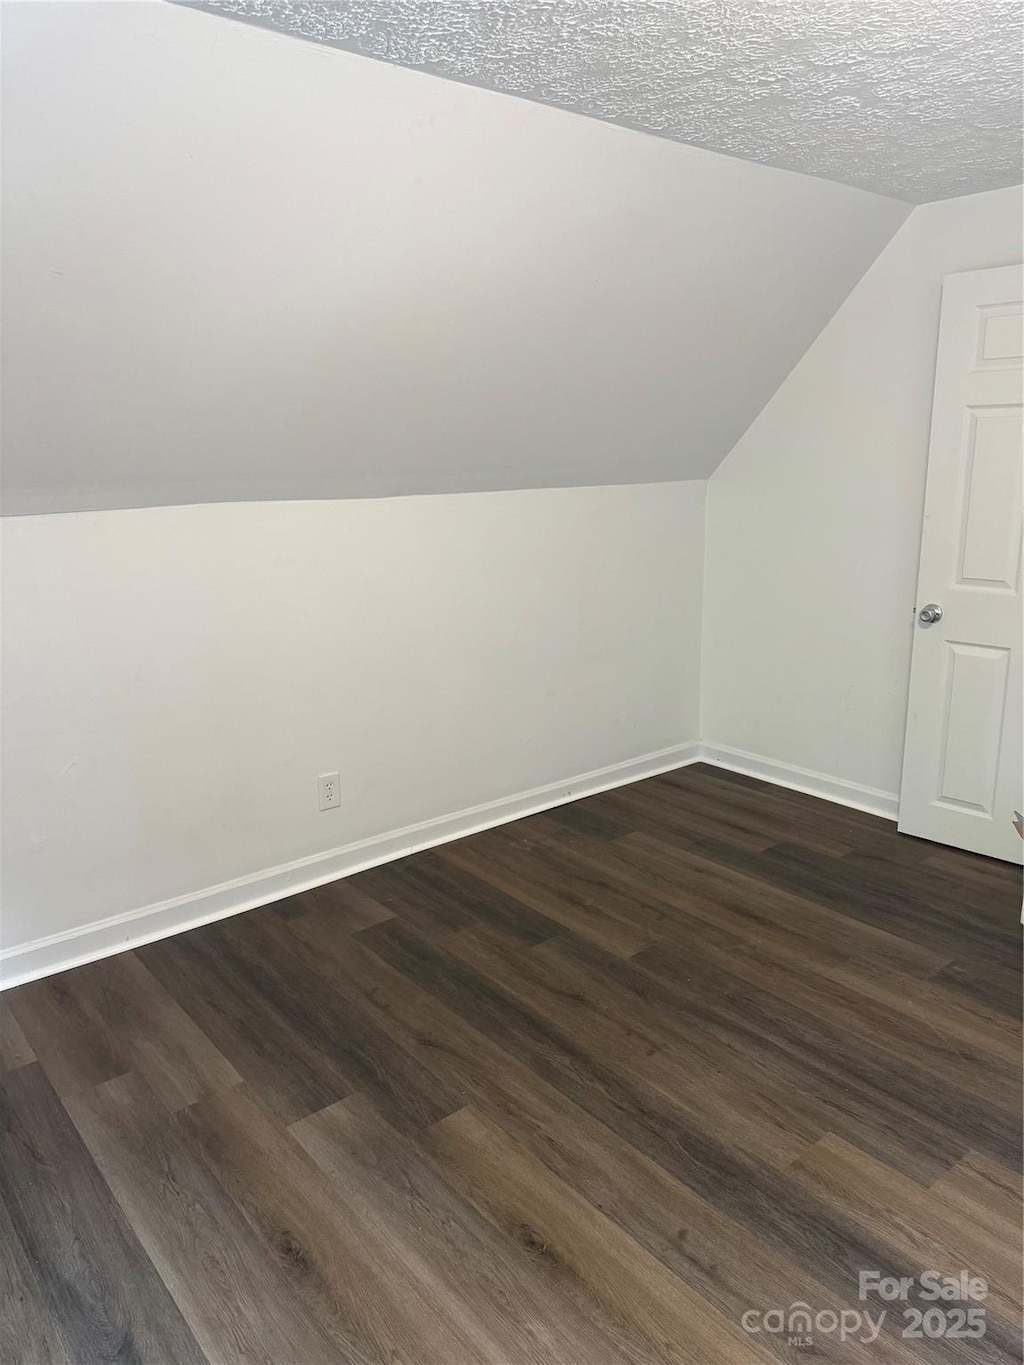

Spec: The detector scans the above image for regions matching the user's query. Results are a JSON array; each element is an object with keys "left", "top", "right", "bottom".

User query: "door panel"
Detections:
[
  {"left": 958, "top": 409, "right": 1022, "bottom": 587},
  {"left": 937, "top": 642, "right": 1009, "bottom": 814},
  {"left": 899, "top": 264, "right": 1023, "bottom": 862}
]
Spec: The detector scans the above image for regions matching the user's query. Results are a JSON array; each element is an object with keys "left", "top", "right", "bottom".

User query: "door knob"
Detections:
[{"left": 918, "top": 603, "right": 943, "bottom": 624}]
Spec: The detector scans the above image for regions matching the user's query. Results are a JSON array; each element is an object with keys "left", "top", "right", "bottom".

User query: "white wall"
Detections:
[
  {"left": 1, "top": 483, "right": 704, "bottom": 971},
  {"left": 3, "top": 3, "right": 1014, "bottom": 984},
  {"left": 1, "top": 0, "right": 906, "bottom": 513},
  {"left": 702, "top": 185, "right": 1023, "bottom": 805}
]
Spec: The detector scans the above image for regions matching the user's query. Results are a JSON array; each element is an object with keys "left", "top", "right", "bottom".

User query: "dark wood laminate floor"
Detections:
[{"left": 4, "top": 763, "right": 1022, "bottom": 1364}]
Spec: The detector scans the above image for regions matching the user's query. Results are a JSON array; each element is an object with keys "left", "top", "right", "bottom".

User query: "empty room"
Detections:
[{"left": 1, "top": 1, "right": 1022, "bottom": 1361}]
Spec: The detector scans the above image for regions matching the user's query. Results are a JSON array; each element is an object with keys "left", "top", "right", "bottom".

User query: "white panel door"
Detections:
[{"left": 899, "top": 264, "right": 1023, "bottom": 862}]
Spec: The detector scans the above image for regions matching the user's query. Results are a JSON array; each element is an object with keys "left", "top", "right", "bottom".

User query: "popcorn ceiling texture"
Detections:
[{"left": 179, "top": 0, "right": 1023, "bottom": 202}]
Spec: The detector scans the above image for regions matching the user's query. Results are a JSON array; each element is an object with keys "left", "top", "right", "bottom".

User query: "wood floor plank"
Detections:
[
  {"left": 696, "top": 838, "right": 1020, "bottom": 966},
  {"left": 922, "top": 844, "right": 1024, "bottom": 893},
  {"left": 841, "top": 846, "right": 1024, "bottom": 930},
  {"left": 658, "top": 931, "right": 1021, "bottom": 1113},
  {"left": 592, "top": 777, "right": 779, "bottom": 851},
  {"left": 525, "top": 930, "right": 953, "bottom": 1170},
  {"left": 429, "top": 1104, "right": 776, "bottom": 1365},
  {"left": 0, "top": 1063, "right": 207, "bottom": 1365},
  {"left": 65, "top": 1070, "right": 353, "bottom": 1365},
  {"left": 25, "top": 952, "right": 241, "bottom": 1111},
  {"left": 634, "top": 938, "right": 1020, "bottom": 1181},
  {"left": 791, "top": 1134, "right": 1022, "bottom": 1328},
  {"left": 472, "top": 817, "right": 851, "bottom": 973},
  {"left": 344, "top": 858, "right": 479, "bottom": 939},
  {"left": 930, "top": 958, "right": 1023, "bottom": 1021},
  {"left": 0, "top": 998, "right": 35, "bottom": 1073},
  {"left": 266, "top": 876, "right": 397, "bottom": 931},
  {"left": 288, "top": 922, "right": 847, "bottom": 1358},
  {"left": 278, "top": 928, "right": 952, "bottom": 1365},
  {"left": 180, "top": 1081, "right": 503, "bottom": 1364},
  {"left": 222, "top": 910, "right": 464, "bottom": 1132},
  {"left": 456, "top": 1096, "right": 921, "bottom": 1365},
  {"left": 527, "top": 798, "right": 634, "bottom": 842},
  {"left": 441, "top": 836, "right": 651, "bottom": 957},
  {"left": 929, "top": 1151, "right": 1023, "bottom": 1246},
  {"left": 137, "top": 924, "right": 355, "bottom": 1123},
  {"left": 561, "top": 929, "right": 970, "bottom": 1181},
  {"left": 8, "top": 973, "right": 127, "bottom": 1097},
  {"left": 0, "top": 1197, "right": 72, "bottom": 1365},
  {"left": 825, "top": 956, "right": 1022, "bottom": 1068},
  {"left": 447, "top": 923, "right": 821, "bottom": 1169},
  {"left": 612, "top": 831, "right": 952, "bottom": 977},
  {"left": 354, "top": 849, "right": 558, "bottom": 945},
  {"left": 495, "top": 846, "right": 1018, "bottom": 1118},
  {"left": 356, "top": 917, "right": 1003, "bottom": 1361},
  {"left": 656, "top": 766, "right": 859, "bottom": 856},
  {"left": 291, "top": 1092, "right": 653, "bottom": 1365},
  {"left": 676, "top": 765, "right": 918, "bottom": 852}
]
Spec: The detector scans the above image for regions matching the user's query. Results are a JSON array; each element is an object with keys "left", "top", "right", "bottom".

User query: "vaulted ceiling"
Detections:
[
  {"left": 3, "top": 2, "right": 913, "bottom": 512},
  {"left": 180, "top": 0, "right": 1024, "bottom": 203}
]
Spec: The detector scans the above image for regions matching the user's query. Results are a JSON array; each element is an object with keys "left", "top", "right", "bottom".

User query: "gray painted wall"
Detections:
[{"left": 2, "top": 1, "right": 909, "bottom": 514}]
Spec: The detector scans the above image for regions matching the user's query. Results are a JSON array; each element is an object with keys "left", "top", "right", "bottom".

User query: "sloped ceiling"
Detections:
[
  {"left": 2, "top": 1, "right": 909, "bottom": 514},
  {"left": 181, "top": 0, "right": 1024, "bottom": 203}
]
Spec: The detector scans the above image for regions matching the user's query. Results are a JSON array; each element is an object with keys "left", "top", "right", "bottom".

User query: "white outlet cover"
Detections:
[{"left": 317, "top": 772, "right": 340, "bottom": 811}]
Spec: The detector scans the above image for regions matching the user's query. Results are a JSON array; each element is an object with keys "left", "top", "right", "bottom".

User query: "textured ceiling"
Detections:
[{"left": 179, "top": 0, "right": 1024, "bottom": 202}]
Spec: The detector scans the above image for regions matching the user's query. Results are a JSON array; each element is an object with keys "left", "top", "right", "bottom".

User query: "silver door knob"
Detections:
[{"left": 918, "top": 603, "right": 943, "bottom": 624}]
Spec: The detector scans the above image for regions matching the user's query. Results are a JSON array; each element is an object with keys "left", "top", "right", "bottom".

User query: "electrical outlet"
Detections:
[{"left": 317, "top": 772, "right": 340, "bottom": 811}]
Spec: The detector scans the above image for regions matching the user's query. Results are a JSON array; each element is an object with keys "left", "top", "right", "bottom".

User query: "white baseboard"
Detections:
[
  {"left": 0, "top": 741, "right": 701, "bottom": 990},
  {"left": 699, "top": 743, "right": 900, "bottom": 821},
  {"left": 0, "top": 739, "right": 902, "bottom": 990}
]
